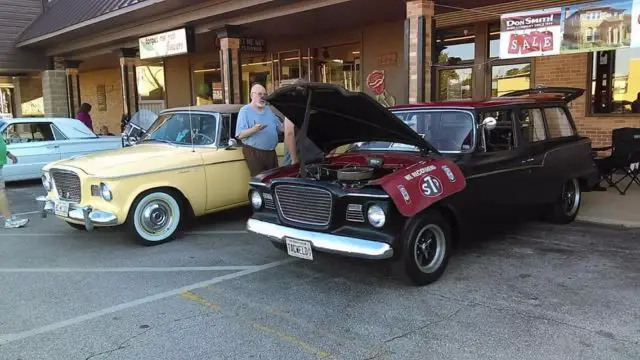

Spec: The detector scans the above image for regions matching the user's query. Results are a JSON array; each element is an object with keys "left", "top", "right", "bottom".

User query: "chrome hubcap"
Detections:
[
  {"left": 414, "top": 224, "right": 446, "bottom": 273},
  {"left": 140, "top": 201, "right": 173, "bottom": 234},
  {"left": 562, "top": 179, "right": 580, "bottom": 216}
]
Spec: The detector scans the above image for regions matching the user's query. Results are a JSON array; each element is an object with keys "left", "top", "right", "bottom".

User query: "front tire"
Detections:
[
  {"left": 398, "top": 209, "right": 452, "bottom": 286},
  {"left": 542, "top": 178, "right": 581, "bottom": 224},
  {"left": 127, "top": 190, "right": 183, "bottom": 246}
]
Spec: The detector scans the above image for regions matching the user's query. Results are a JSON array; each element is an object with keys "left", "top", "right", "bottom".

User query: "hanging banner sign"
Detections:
[
  {"left": 561, "top": 0, "right": 634, "bottom": 53},
  {"left": 139, "top": 28, "right": 193, "bottom": 60},
  {"left": 500, "top": 8, "right": 562, "bottom": 59},
  {"left": 633, "top": 0, "right": 640, "bottom": 48}
]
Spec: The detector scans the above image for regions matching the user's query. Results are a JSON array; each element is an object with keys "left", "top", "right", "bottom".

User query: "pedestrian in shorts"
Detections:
[{"left": 0, "top": 135, "right": 28, "bottom": 228}]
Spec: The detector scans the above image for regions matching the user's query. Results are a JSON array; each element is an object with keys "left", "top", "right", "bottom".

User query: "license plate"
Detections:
[
  {"left": 285, "top": 238, "right": 313, "bottom": 260},
  {"left": 54, "top": 200, "right": 70, "bottom": 217}
]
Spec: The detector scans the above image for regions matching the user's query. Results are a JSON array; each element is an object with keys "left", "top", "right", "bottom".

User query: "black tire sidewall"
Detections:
[
  {"left": 545, "top": 178, "right": 581, "bottom": 224},
  {"left": 400, "top": 209, "right": 452, "bottom": 286}
]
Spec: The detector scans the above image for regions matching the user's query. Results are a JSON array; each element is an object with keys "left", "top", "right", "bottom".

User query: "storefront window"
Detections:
[
  {"left": 0, "top": 86, "right": 14, "bottom": 118},
  {"left": 191, "top": 59, "right": 222, "bottom": 105},
  {"left": 316, "top": 44, "right": 360, "bottom": 91},
  {"left": 438, "top": 68, "right": 472, "bottom": 100},
  {"left": 136, "top": 59, "right": 166, "bottom": 114},
  {"left": 491, "top": 63, "right": 531, "bottom": 97},
  {"left": 590, "top": 48, "right": 640, "bottom": 114},
  {"left": 488, "top": 23, "right": 500, "bottom": 58},
  {"left": 435, "top": 26, "right": 475, "bottom": 100},
  {"left": 241, "top": 53, "right": 274, "bottom": 102}
]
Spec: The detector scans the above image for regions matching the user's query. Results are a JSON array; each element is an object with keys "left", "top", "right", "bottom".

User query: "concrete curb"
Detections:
[{"left": 577, "top": 215, "right": 640, "bottom": 229}]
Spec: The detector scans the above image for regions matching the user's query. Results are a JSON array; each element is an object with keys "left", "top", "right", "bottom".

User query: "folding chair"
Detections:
[{"left": 592, "top": 127, "right": 640, "bottom": 195}]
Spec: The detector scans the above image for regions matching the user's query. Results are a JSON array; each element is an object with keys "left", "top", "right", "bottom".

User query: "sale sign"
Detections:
[
  {"left": 632, "top": 0, "right": 640, "bottom": 48},
  {"left": 500, "top": 8, "right": 562, "bottom": 59}
]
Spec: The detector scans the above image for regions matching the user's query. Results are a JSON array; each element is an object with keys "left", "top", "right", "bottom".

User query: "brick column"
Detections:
[
  {"left": 216, "top": 25, "right": 242, "bottom": 104},
  {"left": 406, "top": 0, "right": 434, "bottom": 103},
  {"left": 42, "top": 69, "right": 70, "bottom": 117}
]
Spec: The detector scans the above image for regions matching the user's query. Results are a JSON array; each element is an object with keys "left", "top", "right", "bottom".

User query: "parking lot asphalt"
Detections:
[{"left": 1, "top": 182, "right": 639, "bottom": 360}]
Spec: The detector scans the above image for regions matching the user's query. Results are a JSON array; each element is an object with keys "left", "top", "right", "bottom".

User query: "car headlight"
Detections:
[
  {"left": 367, "top": 204, "right": 386, "bottom": 228},
  {"left": 250, "top": 190, "right": 263, "bottom": 210},
  {"left": 41, "top": 172, "right": 52, "bottom": 191},
  {"left": 100, "top": 182, "right": 113, "bottom": 201}
]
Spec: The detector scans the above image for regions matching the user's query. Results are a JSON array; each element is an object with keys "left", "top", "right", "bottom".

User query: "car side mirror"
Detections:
[{"left": 479, "top": 117, "right": 497, "bottom": 131}]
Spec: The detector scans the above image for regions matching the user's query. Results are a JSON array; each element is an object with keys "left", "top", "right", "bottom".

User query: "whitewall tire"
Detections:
[{"left": 128, "top": 190, "right": 182, "bottom": 246}]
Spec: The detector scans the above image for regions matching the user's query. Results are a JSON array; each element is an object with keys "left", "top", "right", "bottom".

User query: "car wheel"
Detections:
[
  {"left": 127, "top": 190, "right": 182, "bottom": 246},
  {"left": 543, "top": 178, "right": 581, "bottom": 224},
  {"left": 398, "top": 209, "right": 452, "bottom": 286},
  {"left": 66, "top": 222, "right": 86, "bottom": 230}
]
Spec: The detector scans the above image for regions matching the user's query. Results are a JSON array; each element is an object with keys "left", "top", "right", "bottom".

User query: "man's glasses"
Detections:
[{"left": 251, "top": 92, "right": 267, "bottom": 97}]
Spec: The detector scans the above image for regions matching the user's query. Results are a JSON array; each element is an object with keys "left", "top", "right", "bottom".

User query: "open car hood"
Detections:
[{"left": 264, "top": 83, "right": 438, "bottom": 154}]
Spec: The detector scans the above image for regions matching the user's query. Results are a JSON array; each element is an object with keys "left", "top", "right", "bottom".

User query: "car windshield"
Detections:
[
  {"left": 141, "top": 112, "right": 219, "bottom": 146},
  {"left": 349, "top": 109, "right": 475, "bottom": 153}
]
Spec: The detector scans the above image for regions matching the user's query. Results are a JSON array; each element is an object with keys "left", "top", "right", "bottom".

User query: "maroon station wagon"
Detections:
[{"left": 246, "top": 84, "right": 599, "bottom": 285}]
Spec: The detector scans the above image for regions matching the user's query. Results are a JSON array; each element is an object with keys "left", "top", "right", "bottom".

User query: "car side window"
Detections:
[
  {"left": 218, "top": 113, "right": 238, "bottom": 146},
  {"left": 478, "top": 110, "right": 516, "bottom": 152},
  {"left": 3, "top": 123, "right": 55, "bottom": 144},
  {"left": 520, "top": 108, "right": 547, "bottom": 143},
  {"left": 544, "top": 107, "right": 575, "bottom": 138},
  {"left": 51, "top": 124, "right": 67, "bottom": 140}
]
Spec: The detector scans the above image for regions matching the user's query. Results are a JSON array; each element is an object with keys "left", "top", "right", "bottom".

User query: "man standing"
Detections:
[
  {"left": 631, "top": 92, "right": 640, "bottom": 113},
  {"left": 0, "top": 136, "right": 28, "bottom": 228},
  {"left": 283, "top": 78, "right": 325, "bottom": 166},
  {"left": 236, "top": 83, "right": 283, "bottom": 176}
]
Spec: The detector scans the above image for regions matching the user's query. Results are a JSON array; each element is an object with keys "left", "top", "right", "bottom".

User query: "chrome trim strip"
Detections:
[
  {"left": 346, "top": 193, "right": 390, "bottom": 198},
  {"left": 249, "top": 181, "right": 268, "bottom": 187},
  {"left": 246, "top": 219, "right": 393, "bottom": 260},
  {"left": 100, "top": 164, "right": 202, "bottom": 180}
]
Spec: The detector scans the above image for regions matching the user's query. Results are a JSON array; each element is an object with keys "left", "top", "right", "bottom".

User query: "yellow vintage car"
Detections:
[{"left": 36, "top": 104, "right": 285, "bottom": 245}]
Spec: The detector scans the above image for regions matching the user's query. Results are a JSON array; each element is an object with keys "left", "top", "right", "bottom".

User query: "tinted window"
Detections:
[
  {"left": 218, "top": 113, "right": 239, "bottom": 146},
  {"left": 352, "top": 110, "right": 474, "bottom": 153},
  {"left": 520, "top": 108, "right": 547, "bottom": 143},
  {"left": 544, "top": 107, "right": 574, "bottom": 138}
]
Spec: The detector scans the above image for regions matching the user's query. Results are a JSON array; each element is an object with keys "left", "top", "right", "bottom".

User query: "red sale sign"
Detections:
[{"left": 500, "top": 8, "right": 561, "bottom": 59}]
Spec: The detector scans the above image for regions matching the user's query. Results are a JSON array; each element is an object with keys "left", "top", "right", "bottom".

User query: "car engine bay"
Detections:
[{"left": 300, "top": 157, "right": 395, "bottom": 189}]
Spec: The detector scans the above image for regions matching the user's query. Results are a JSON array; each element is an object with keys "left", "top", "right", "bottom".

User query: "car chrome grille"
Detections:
[
  {"left": 51, "top": 169, "right": 81, "bottom": 202},
  {"left": 346, "top": 204, "right": 365, "bottom": 222},
  {"left": 275, "top": 185, "right": 332, "bottom": 226}
]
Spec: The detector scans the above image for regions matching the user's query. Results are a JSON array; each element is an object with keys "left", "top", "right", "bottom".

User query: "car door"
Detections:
[
  {"left": 2, "top": 121, "right": 61, "bottom": 181},
  {"left": 461, "top": 108, "right": 532, "bottom": 210},
  {"left": 516, "top": 106, "right": 551, "bottom": 205}
]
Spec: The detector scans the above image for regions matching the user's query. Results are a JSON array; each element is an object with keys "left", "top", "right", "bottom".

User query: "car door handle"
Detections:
[{"left": 47, "top": 145, "right": 59, "bottom": 149}]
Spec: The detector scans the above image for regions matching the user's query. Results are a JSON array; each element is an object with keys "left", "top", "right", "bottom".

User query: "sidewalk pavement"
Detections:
[{"left": 578, "top": 176, "right": 640, "bottom": 228}]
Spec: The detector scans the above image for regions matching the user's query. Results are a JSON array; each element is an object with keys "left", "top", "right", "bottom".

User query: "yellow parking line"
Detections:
[{"left": 178, "top": 290, "right": 334, "bottom": 359}]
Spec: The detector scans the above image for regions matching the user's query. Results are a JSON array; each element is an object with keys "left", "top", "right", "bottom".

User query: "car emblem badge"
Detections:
[
  {"left": 441, "top": 165, "right": 456, "bottom": 182},
  {"left": 397, "top": 185, "right": 411, "bottom": 204}
]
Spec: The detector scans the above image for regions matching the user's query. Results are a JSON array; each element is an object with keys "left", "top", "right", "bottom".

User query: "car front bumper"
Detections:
[
  {"left": 246, "top": 218, "right": 394, "bottom": 260},
  {"left": 36, "top": 196, "right": 118, "bottom": 230}
]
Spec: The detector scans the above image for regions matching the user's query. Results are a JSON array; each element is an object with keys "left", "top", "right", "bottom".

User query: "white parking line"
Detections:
[
  {"left": 12, "top": 210, "right": 41, "bottom": 216},
  {"left": 0, "top": 266, "right": 258, "bottom": 273},
  {"left": 0, "top": 230, "right": 248, "bottom": 237},
  {"left": 0, "top": 258, "right": 297, "bottom": 346}
]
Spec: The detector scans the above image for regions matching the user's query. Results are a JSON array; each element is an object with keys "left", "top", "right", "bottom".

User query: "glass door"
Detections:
[{"left": 275, "top": 50, "right": 301, "bottom": 88}]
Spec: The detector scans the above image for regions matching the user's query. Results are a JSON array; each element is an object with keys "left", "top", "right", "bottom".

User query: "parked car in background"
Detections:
[
  {"left": 246, "top": 83, "right": 599, "bottom": 286},
  {"left": 37, "top": 104, "right": 286, "bottom": 245},
  {"left": 121, "top": 109, "right": 158, "bottom": 147},
  {"left": 1, "top": 117, "right": 122, "bottom": 181}
]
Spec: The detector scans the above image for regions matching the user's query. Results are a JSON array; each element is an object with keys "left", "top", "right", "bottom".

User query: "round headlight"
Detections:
[
  {"left": 100, "top": 183, "right": 113, "bottom": 201},
  {"left": 41, "top": 173, "right": 51, "bottom": 191},
  {"left": 250, "top": 191, "right": 263, "bottom": 209},
  {"left": 367, "top": 204, "right": 386, "bottom": 228}
]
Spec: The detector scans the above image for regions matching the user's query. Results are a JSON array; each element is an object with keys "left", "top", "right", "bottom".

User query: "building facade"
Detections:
[{"left": 4, "top": 0, "right": 639, "bottom": 147}]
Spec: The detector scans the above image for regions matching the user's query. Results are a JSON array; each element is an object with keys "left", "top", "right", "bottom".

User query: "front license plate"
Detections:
[
  {"left": 54, "top": 200, "right": 70, "bottom": 217},
  {"left": 285, "top": 238, "right": 313, "bottom": 260}
]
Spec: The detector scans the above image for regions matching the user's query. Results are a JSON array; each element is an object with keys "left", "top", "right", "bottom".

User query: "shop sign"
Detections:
[
  {"left": 499, "top": 8, "right": 562, "bottom": 59},
  {"left": 377, "top": 52, "right": 397, "bottom": 66},
  {"left": 366, "top": 70, "right": 396, "bottom": 107},
  {"left": 139, "top": 28, "right": 191, "bottom": 60},
  {"left": 240, "top": 38, "right": 266, "bottom": 52},
  {"left": 632, "top": 0, "right": 640, "bottom": 48}
]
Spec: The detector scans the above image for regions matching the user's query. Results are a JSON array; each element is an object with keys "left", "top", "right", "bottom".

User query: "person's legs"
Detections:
[{"left": 0, "top": 167, "right": 28, "bottom": 228}]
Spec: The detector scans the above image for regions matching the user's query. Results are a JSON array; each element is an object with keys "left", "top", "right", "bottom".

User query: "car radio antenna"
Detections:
[{"left": 297, "top": 86, "right": 313, "bottom": 177}]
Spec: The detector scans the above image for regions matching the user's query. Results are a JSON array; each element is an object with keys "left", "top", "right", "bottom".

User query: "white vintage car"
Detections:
[{"left": 1, "top": 117, "right": 123, "bottom": 181}]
